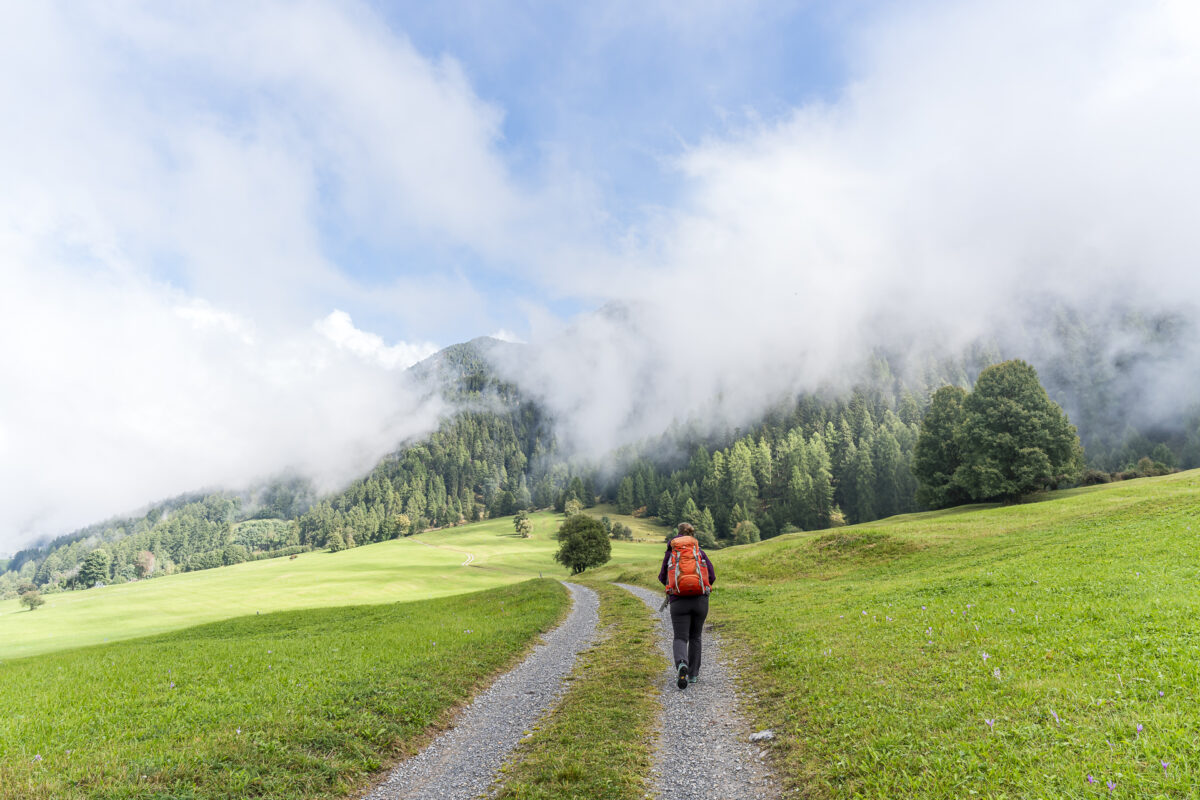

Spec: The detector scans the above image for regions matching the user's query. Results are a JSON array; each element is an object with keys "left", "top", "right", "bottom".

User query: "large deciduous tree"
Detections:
[
  {"left": 952, "top": 360, "right": 1084, "bottom": 502},
  {"left": 553, "top": 514, "right": 611, "bottom": 575}
]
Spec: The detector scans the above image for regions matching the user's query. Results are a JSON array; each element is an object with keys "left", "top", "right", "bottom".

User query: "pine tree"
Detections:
[
  {"left": 616, "top": 477, "right": 635, "bottom": 514},
  {"left": 727, "top": 442, "right": 758, "bottom": 511},
  {"left": 913, "top": 385, "right": 970, "bottom": 509},
  {"left": 657, "top": 490, "right": 675, "bottom": 525},
  {"left": 850, "top": 443, "right": 876, "bottom": 524}
]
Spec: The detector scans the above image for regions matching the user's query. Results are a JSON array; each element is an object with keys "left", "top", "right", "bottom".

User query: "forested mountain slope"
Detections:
[{"left": 5, "top": 314, "right": 1198, "bottom": 599}]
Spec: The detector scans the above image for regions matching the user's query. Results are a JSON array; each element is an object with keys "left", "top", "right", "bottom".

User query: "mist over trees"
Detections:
[{"left": 4, "top": 325, "right": 1198, "bottom": 599}]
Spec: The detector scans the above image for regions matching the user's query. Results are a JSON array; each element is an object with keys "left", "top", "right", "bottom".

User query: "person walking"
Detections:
[{"left": 658, "top": 522, "right": 715, "bottom": 689}]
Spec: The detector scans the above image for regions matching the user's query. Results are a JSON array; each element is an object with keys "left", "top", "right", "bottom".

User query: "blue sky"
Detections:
[{"left": 325, "top": 1, "right": 874, "bottom": 343}]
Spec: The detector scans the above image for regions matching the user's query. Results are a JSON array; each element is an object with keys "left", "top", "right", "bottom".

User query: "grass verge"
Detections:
[
  {"left": 0, "top": 579, "right": 568, "bottom": 800},
  {"left": 713, "top": 470, "right": 1200, "bottom": 798},
  {"left": 493, "top": 582, "right": 661, "bottom": 800}
]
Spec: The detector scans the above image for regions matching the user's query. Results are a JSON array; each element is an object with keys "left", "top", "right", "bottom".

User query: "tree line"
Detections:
[{"left": 5, "top": 336, "right": 1194, "bottom": 598}]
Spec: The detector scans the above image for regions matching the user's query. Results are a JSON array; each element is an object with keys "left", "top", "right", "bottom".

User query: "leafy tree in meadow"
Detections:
[
  {"left": 553, "top": 514, "right": 611, "bottom": 574},
  {"left": 953, "top": 360, "right": 1085, "bottom": 502},
  {"left": 514, "top": 509, "right": 533, "bottom": 538},
  {"left": 19, "top": 590, "right": 44, "bottom": 611},
  {"left": 564, "top": 498, "right": 583, "bottom": 517},
  {"left": 78, "top": 549, "right": 110, "bottom": 588},
  {"left": 733, "top": 520, "right": 761, "bottom": 545},
  {"left": 913, "top": 385, "right": 970, "bottom": 509},
  {"left": 327, "top": 531, "right": 346, "bottom": 552}
]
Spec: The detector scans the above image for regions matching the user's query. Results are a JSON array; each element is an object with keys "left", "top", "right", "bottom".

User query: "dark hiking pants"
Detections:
[{"left": 669, "top": 594, "right": 709, "bottom": 677}]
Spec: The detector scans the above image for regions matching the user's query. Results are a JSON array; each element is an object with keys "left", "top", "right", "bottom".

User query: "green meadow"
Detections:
[
  {"left": 8, "top": 474, "right": 1199, "bottom": 799},
  {"left": 0, "top": 581, "right": 568, "bottom": 800},
  {"left": 0, "top": 511, "right": 662, "bottom": 660},
  {"left": 600, "top": 469, "right": 1200, "bottom": 798}
]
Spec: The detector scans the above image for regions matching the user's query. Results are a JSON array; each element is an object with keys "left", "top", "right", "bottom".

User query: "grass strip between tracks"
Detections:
[{"left": 493, "top": 581, "right": 661, "bottom": 800}]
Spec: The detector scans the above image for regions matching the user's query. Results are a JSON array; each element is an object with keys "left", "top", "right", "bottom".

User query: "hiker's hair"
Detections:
[{"left": 677, "top": 522, "right": 695, "bottom": 535}]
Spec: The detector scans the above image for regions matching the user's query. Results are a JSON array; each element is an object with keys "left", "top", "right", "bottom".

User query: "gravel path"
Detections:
[
  {"left": 617, "top": 583, "right": 780, "bottom": 800},
  {"left": 362, "top": 582, "right": 599, "bottom": 800}
]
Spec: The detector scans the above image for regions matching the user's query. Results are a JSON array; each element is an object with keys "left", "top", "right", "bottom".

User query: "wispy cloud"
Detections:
[
  {"left": 315, "top": 310, "right": 438, "bottom": 369},
  {"left": 500, "top": 0, "right": 1200, "bottom": 456}
]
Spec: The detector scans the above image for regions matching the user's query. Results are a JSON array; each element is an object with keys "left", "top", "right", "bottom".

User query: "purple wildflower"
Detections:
[
  {"left": 984, "top": 718, "right": 994, "bottom": 728},
  {"left": 1050, "top": 709, "right": 1060, "bottom": 725},
  {"left": 1159, "top": 691, "right": 1165, "bottom": 697},
  {"left": 169, "top": 681, "right": 175, "bottom": 689},
  {"left": 1137, "top": 723, "right": 1143, "bottom": 734},
  {"left": 236, "top": 727, "right": 242, "bottom": 735},
  {"left": 1107, "top": 780, "right": 1116, "bottom": 793},
  {"left": 32, "top": 754, "right": 42, "bottom": 762},
  {"left": 1087, "top": 775, "right": 1095, "bottom": 785},
  {"left": 921, "top": 605, "right": 927, "bottom": 610},
  {"left": 1162, "top": 761, "right": 1170, "bottom": 772},
  {"left": 982, "top": 651, "right": 990, "bottom": 661}
]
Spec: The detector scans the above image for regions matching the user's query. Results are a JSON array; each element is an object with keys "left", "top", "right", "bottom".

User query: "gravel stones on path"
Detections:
[
  {"left": 617, "top": 583, "right": 780, "bottom": 800},
  {"left": 362, "top": 582, "right": 599, "bottom": 800}
]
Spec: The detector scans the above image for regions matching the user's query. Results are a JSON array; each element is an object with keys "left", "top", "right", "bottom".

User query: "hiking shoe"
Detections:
[
  {"left": 677, "top": 662, "right": 689, "bottom": 690},
  {"left": 688, "top": 675, "right": 699, "bottom": 685}
]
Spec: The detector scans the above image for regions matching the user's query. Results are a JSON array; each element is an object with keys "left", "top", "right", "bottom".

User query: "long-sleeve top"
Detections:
[{"left": 658, "top": 545, "right": 716, "bottom": 604}]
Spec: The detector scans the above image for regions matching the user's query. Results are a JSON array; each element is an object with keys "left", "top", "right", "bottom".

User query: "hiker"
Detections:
[{"left": 658, "top": 522, "right": 715, "bottom": 689}]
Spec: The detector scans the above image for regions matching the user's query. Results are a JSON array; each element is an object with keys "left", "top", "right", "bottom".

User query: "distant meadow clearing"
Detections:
[{"left": 0, "top": 510, "right": 662, "bottom": 660}]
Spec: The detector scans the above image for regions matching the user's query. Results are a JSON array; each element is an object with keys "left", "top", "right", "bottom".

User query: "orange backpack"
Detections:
[{"left": 666, "top": 535, "right": 711, "bottom": 596}]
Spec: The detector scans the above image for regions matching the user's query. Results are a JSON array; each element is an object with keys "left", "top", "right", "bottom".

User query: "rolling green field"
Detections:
[
  {"left": 0, "top": 580, "right": 569, "bottom": 800},
  {"left": 0, "top": 511, "right": 662, "bottom": 660},
  {"left": 11, "top": 474, "right": 1198, "bottom": 799},
  {"left": 599, "top": 469, "right": 1200, "bottom": 798}
]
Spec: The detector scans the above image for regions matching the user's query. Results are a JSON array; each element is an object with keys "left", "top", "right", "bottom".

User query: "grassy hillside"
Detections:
[
  {"left": 597, "top": 470, "right": 1200, "bottom": 798},
  {"left": 0, "top": 511, "right": 661, "bottom": 660},
  {"left": 0, "top": 580, "right": 568, "bottom": 800}
]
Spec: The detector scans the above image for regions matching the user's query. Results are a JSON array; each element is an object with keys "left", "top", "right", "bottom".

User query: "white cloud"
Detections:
[
  {"left": 0, "top": 261, "right": 446, "bottom": 550},
  {"left": 0, "top": 1, "right": 531, "bottom": 549},
  {"left": 499, "top": 0, "right": 1200, "bottom": 457},
  {"left": 489, "top": 328, "right": 525, "bottom": 344},
  {"left": 315, "top": 310, "right": 439, "bottom": 369}
]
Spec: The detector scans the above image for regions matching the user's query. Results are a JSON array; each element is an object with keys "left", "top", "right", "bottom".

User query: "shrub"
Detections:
[{"left": 19, "top": 590, "right": 44, "bottom": 611}]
